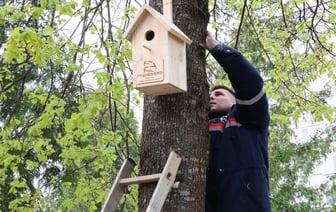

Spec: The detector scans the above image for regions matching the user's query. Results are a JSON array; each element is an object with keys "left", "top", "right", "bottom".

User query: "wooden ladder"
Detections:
[{"left": 101, "top": 151, "right": 182, "bottom": 212}]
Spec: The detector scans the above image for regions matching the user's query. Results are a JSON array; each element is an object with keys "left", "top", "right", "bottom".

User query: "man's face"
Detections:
[{"left": 209, "top": 88, "right": 236, "bottom": 113}]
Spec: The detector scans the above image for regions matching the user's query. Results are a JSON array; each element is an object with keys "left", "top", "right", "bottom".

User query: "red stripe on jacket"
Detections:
[{"left": 209, "top": 118, "right": 241, "bottom": 132}]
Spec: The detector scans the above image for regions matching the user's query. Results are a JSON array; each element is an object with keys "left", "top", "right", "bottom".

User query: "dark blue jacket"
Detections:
[{"left": 205, "top": 44, "right": 271, "bottom": 212}]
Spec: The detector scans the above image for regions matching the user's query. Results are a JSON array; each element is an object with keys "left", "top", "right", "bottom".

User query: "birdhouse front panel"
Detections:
[
  {"left": 124, "top": 4, "right": 191, "bottom": 96},
  {"left": 131, "top": 15, "right": 167, "bottom": 93}
]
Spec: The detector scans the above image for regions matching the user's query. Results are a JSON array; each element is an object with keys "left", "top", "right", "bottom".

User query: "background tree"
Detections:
[
  {"left": 138, "top": 0, "right": 209, "bottom": 211},
  {"left": 0, "top": 0, "right": 141, "bottom": 211}
]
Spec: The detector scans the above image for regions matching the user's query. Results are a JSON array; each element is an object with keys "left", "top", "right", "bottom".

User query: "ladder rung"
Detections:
[{"left": 119, "top": 173, "right": 162, "bottom": 186}]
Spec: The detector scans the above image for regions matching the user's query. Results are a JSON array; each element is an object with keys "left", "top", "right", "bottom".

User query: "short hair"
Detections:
[{"left": 210, "top": 85, "right": 235, "bottom": 96}]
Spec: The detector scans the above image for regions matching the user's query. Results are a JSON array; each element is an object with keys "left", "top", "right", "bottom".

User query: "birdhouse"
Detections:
[{"left": 124, "top": 4, "right": 192, "bottom": 96}]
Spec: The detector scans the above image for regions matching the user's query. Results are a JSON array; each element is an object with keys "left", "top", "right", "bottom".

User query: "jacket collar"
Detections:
[{"left": 208, "top": 104, "right": 236, "bottom": 120}]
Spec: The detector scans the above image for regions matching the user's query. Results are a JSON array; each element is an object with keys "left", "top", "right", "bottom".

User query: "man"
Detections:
[{"left": 205, "top": 31, "right": 271, "bottom": 212}]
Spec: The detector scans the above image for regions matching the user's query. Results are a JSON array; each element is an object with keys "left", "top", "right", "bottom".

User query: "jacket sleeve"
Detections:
[{"left": 210, "top": 43, "right": 270, "bottom": 132}]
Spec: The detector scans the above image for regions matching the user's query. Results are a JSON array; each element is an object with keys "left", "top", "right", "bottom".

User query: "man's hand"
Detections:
[{"left": 206, "top": 31, "right": 219, "bottom": 51}]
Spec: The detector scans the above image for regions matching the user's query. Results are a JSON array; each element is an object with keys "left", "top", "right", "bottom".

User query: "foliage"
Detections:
[
  {"left": 208, "top": 0, "right": 336, "bottom": 211},
  {"left": 0, "top": 0, "right": 141, "bottom": 211}
]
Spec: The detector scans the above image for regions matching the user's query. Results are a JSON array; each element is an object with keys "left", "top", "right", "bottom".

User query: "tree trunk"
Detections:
[{"left": 139, "top": 0, "right": 209, "bottom": 211}]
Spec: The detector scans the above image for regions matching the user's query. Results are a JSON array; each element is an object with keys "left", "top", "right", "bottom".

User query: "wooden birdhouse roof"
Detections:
[{"left": 124, "top": 4, "right": 192, "bottom": 44}]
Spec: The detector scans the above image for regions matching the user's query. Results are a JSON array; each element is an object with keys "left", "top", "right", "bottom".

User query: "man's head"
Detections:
[{"left": 209, "top": 85, "right": 236, "bottom": 114}]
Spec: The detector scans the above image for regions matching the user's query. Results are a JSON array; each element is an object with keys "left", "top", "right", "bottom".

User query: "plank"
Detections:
[
  {"left": 119, "top": 173, "right": 162, "bottom": 186},
  {"left": 146, "top": 151, "right": 182, "bottom": 212},
  {"left": 101, "top": 158, "right": 136, "bottom": 212}
]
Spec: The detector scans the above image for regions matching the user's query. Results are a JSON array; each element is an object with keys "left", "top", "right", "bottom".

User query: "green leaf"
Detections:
[{"left": 31, "top": 7, "right": 43, "bottom": 19}]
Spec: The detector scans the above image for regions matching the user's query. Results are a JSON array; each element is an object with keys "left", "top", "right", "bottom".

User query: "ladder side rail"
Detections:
[
  {"left": 146, "top": 151, "right": 182, "bottom": 212},
  {"left": 101, "top": 158, "right": 136, "bottom": 212}
]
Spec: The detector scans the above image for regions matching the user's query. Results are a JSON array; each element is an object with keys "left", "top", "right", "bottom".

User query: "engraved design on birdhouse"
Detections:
[
  {"left": 136, "top": 58, "right": 164, "bottom": 84},
  {"left": 144, "top": 61, "right": 157, "bottom": 72}
]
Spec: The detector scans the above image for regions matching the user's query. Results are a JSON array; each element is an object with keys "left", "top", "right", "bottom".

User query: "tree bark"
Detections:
[{"left": 139, "top": 0, "right": 209, "bottom": 211}]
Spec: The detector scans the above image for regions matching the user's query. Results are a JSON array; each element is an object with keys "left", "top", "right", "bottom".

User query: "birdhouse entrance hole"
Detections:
[{"left": 145, "top": 30, "right": 155, "bottom": 41}]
